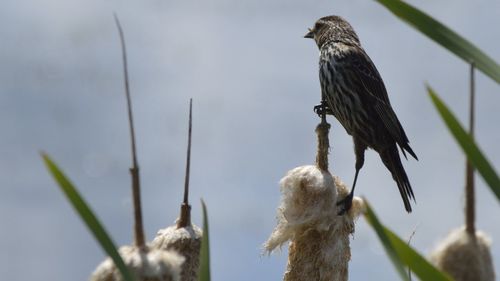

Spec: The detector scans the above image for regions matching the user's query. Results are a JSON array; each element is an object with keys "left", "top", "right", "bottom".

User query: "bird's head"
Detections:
[{"left": 304, "top": 15, "right": 360, "bottom": 48}]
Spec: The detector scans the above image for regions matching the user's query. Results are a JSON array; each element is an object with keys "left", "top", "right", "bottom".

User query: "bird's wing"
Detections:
[{"left": 342, "top": 48, "right": 417, "bottom": 160}]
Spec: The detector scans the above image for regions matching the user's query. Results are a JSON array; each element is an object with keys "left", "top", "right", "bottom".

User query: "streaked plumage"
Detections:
[{"left": 305, "top": 15, "right": 417, "bottom": 213}]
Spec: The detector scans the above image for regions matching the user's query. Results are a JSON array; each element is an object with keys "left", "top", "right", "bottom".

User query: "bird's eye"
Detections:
[{"left": 314, "top": 23, "right": 324, "bottom": 31}]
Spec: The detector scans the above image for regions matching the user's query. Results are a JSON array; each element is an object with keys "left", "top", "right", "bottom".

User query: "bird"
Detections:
[{"left": 305, "top": 15, "right": 418, "bottom": 214}]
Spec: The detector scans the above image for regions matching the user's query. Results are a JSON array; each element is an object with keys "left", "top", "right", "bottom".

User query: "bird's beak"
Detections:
[{"left": 304, "top": 28, "right": 314, "bottom": 39}]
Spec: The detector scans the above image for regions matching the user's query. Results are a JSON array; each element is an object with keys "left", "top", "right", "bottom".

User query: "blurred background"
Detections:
[{"left": 1, "top": 0, "right": 499, "bottom": 280}]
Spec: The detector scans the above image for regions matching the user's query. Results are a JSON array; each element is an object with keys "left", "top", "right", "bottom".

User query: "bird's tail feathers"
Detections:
[
  {"left": 380, "top": 146, "right": 415, "bottom": 213},
  {"left": 398, "top": 142, "right": 418, "bottom": 161}
]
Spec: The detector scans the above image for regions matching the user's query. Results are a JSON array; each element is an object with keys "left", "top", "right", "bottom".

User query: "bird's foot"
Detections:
[
  {"left": 313, "top": 101, "right": 332, "bottom": 117},
  {"left": 336, "top": 192, "right": 354, "bottom": 215}
]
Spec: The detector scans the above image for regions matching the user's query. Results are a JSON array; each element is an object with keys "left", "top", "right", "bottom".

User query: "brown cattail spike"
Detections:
[
  {"left": 315, "top": 94, "right": 331, "bottom": 171},
  {"left": 465, "top": 63, "right": 475, "bottom": 236},
  {"left": 114, "top": 14, "right": 145, "bottom": 249},
  {"left": 178, "top": 98, "right": 193, "bottom": 228},
  {"left": 315, "top": 119, "right": 331, "bottom": 172}
]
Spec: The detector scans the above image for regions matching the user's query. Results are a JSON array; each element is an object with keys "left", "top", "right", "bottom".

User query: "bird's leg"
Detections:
[
  {"left": 313, "top": 100, "right": 333, "bottom": 117},
  {"left": 337, "top": 140, "right": 366, "bottom": 215},
  {"left": 337, "top": 168, "right": 360, "bottom": 215}
]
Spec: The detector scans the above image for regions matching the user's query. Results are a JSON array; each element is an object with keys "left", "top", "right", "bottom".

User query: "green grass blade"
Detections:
[
  {"left": 384, "top": 227, "right": 453, "bottom": 281},
  {"left": 364, "top": 201, "right": 409, "bottom": 281},
  {"left": 375, "top": 0, "right": 500, "bottom": 84},
  {"left": 41, "top": 153, "right": 134, "bottom": 281},
  {"left": 198, "top": 199, "right": 211, "bottom": 281},
  {"left": 428, "top": 87, "right": 500, "bottom": 200},
  {"left": 365, "top": 201, "right": 453, "bottom": 281}
]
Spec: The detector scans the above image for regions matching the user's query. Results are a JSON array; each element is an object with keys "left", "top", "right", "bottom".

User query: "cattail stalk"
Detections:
[
  {"left": 465, "top": 63, "right": 475, "bottom": 236},
  {"left": 152, "top": 99, "right": 202, "bottom": 281},
  {"left": 91, "top": 15, "right": 185, "bottom": 281},
  {"left": 265, "top": 113, "right": 364, "bottom": 281},
  {"left": 178, "top": 99, "right": 193, "bottom": 228},
  {"left": 114, "top": 14, "right": 146, "bottom": 249}
]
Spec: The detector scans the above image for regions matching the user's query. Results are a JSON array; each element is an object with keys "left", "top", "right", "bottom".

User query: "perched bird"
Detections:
[{"left": 305, "top": 15, "right": 418, "bottom": 214}]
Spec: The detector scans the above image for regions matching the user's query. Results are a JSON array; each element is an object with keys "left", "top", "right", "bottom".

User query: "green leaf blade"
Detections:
[
  {"left": 365, "top": 201, "right": 453, "bottom": 281},
  {"left": 199, "top": 199, "right": 211, "bottom": 281},
  {"left": 384, "top": 227, "right": 452, "bottom": 281},
  {"left": 41, "top": 153, "right": 134, "bottom": 281},
  {"left": 364, "top": 202, "right": 410, "bottom": 281},
  {"left": 427, "top": 87, "right": 500, "bottom": 200},
  {"left": 376, "top": 0, "right": 500, "bottom": 83}
]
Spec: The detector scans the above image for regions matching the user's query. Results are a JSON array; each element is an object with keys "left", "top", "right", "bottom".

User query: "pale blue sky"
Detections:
[{"left": 1, "top": 0, "right": 499, "bottom": 280}]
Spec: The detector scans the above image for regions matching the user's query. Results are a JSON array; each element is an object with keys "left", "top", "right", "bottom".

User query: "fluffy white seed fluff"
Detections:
[
  {"left": 90, "top": 245, "right": 185, "bottom": 281},
  {"left": 151, "top": 224, "right": 203, "bottom": 281},
  {"left": 264, "top": 165, "right": 365, "bottom": 281}
]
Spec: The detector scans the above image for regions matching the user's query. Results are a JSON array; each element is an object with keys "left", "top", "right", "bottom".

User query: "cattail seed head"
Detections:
[
  {"left": 151, "top": 224, "right": 202, "bottom": 281},
  {"left": 90, "top": 245, "right": 184, "bottom": 281},
  {"left": 430, "top": 227, "right": 495, "bottom": 281},
  {"left": 265, "top": 165, "right": 364, "bottom": 281}
]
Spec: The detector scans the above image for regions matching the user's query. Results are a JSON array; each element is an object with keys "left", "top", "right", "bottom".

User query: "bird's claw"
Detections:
[
  {"left": 313, "top": 101, "right": 332, "bottom": 117},
  {"left": 336, "top": 193, "right": 354, "bottom": 216}
]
